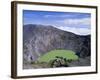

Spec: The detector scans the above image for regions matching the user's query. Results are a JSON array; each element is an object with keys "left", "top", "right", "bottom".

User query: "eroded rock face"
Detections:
[{"left": 23, "top": 24, "right": 91, "bottom": 64}]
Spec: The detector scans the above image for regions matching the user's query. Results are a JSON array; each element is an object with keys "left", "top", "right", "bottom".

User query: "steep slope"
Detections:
[{"left": 23, "top": 24, "right": 91, "bottom": 64}]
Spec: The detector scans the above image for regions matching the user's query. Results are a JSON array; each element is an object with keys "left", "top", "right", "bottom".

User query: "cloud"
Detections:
[
  {"left": 64, "top": 18, "right": 90, "bottom": 25},
  {"left": 43, "top": 15, "right": 91, "bottom": 35},
  {"left": 54, "top": 26, "right": 90, "bottom": 35},
  {"left": 56, "top": 18, "right": 91, "bottom": 28},
  {"left": 44, "top": 15, "right": 52, "bottom": 18},
  {"left": 44, "top": 14, "right": 91, "bottom": 29},
  {"left": 44, "top": 14, "right": 78, "bottom": 18}
]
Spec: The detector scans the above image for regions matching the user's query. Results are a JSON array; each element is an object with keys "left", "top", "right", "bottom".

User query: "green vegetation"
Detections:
[{"left": 38, "top": 50, "right": 78, "bottom": 63}]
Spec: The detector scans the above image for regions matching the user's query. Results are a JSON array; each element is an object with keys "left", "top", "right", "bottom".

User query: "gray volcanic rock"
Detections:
[
  {"left": 23, "top": 24, "right": 91, "bottom": 64},
  {"left": 68, "top": 56, "right": 91, "bottom": 66}
]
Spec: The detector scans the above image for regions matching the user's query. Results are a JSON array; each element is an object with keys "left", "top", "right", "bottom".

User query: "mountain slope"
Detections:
[{"left": 23, "top": 24, "right": 91, "bottom": 64}]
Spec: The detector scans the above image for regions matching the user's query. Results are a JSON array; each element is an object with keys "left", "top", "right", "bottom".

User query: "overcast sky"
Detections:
[{"left": 23, "top": 10, "right": 91, "bottom": 35}]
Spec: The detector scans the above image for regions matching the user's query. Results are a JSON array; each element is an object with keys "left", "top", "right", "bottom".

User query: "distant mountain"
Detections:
[{"left": 23, "top": 24, "right": 91, "bottom": 64}]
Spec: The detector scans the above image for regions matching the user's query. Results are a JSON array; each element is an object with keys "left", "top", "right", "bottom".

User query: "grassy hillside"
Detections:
[{"left": 38, "top": 50, "right": 79, "bottom": 63}]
